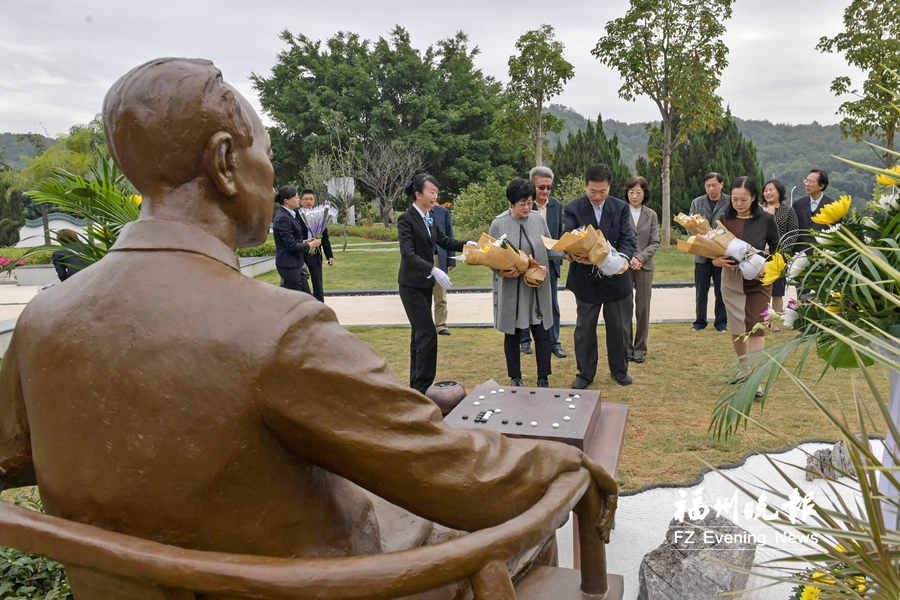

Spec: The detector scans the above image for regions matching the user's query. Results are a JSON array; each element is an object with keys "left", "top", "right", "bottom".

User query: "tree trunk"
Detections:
[
  {"left": 381, "top": 196, "right": 392, "bottom": 226},
  {"left": 41, "top": 203, "right": 50, "bottom": 245},
  {"left": 342, "top": 221, "right": 348, "bottom": 252},
  {"left": 660, "top": 119, "right": 673, "bottom": 248},
  {"left": 535, "top": 101, "right": 543, "bottom": 167}
]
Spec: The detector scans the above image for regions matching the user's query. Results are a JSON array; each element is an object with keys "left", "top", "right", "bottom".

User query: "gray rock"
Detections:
[
  {"left": 638, "top": 513, "right": 757, "bottom": 600},
  {"left": 806, "top": 448, "right": 838, "bottom": 481},
  {"left": 831, "top": 437, "right": 861, "bottom": 478}
]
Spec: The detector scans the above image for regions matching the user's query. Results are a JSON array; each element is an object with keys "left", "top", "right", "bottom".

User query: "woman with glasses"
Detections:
[
  {"left": 624, "top": 176, "right": 660, "bottom": 363},
  {"left": 489, "top": 178, "right": 562, "bottom": 387},
  {"left": 761, "top": 179, "right": 798, "bottom": 333}
]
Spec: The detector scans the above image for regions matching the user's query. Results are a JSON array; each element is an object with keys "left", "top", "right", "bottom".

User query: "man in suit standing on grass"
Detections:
[
  {"left": 793, "top": 168, "right": 836, "bottom": 254},
  {"left": 298, "top": 189, "right": 334, "bottom": 302},
  {"left": 688, "top": 172, "right": 729, "bottom": 332},
  {"left": 520, "top": 166, "right": 567, "bottom": 359},
  {"left": 565, "top": 163, "right": 636, "bottom": 389},
  {"left": 430, "top": 201, "right": 455, "bottom": 336}
]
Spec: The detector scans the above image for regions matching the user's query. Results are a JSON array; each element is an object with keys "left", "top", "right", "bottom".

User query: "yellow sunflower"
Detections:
[
  {"left": 811, "top": 195, "right": 851, "bottom": 225},
  {"left": 761, "top": 252, "right": 786, "bottom": 286},
  {"left": 799, "top": 585, "right": 821, "bottom": 600},
  {"left": 875, "top": 165, "right": 900, "bottom": 186}
]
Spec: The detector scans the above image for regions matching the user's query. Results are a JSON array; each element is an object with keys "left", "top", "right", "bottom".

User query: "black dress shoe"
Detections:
[
  {"left": 520, "top": 343, "right": 532, "bottom": 355},
  {"left": 537, "top": 378, "right": 549, "bottom": 388},
  {"left": 551, "top": 346, "right": 567, "bottom": 358},
  {"left": 571, "top": 377, "right": 590, "bottom": 390},
  {"left": 634, "top": 357, "right": 645, "bottom": 364},
  {"left": 438, "top": 328, "right": 451, "bottom": 336},
  {"left": 610, "top": 373, "right": 633, "bottom": 386},
  {"left": 510, "top": 378, "right": 524, "bottom": 387}
]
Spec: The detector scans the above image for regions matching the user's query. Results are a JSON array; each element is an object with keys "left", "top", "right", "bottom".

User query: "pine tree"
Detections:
[
  {"left": 638, "top": 110, "right": 764, "bottom": 221},
  {"left": 551, "top": 112, "right": 632, "bottom": 199}
]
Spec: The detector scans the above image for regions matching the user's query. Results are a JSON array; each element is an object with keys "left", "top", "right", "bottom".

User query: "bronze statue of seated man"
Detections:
[{"left": 0, "top": 57, "right": 616, "bottom": 597}]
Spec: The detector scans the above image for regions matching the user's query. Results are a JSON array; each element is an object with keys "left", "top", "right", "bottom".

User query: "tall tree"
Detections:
[
  {"left": 354, "top": 140, "right": 424, "bottom": 225},
  {"left": 252, "top": 27, "right": 519, "bottom": 197},
  {"left": 816, "top": 0, "right": 899, "bottom": 168},
  {"left": 551, "top": 112, "right": 632, "bottom": 199},
  {"left": 593, "top": 0, "right": 733, "bottom": 246},
  {"left": 636, "top": 111, "right": 764, "bottom": 218},
  {"left": 502, "top": 24, "right": 574, "bottom": 167}
]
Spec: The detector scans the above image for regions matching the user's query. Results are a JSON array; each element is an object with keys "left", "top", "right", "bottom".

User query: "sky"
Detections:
[{"left": 0, "top": 0, "right": 863, "bottom": 138}]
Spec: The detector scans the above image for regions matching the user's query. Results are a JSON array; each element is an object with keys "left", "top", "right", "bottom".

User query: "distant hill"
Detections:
[
  {"left": 545, "top": 105, "right": 876, "bottom": 202},
  {"left": 0, "top": 132, "right": 55, "bottom": 169}
]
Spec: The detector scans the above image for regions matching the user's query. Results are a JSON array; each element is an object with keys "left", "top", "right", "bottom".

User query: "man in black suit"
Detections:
[
  {"left": 793, "top": 168, "right": 836, "bottom": 254},
  {"left": 430, "top": 202, "right": 455, "bottom": 335},
  {"left": 565, "top": 164, "right": 636, "bottom": 389},
  {"left": 273, "top": 185, "right": 320, "bottom": 294},
  {"left": 298, "top": 189, "right": 334, "bottom": 302},
  {"left": 397, "top": 174, "right": 468, "bottom": 395},
  {"left": 521, "top": 166, "right": 567, "bottom": 358}
]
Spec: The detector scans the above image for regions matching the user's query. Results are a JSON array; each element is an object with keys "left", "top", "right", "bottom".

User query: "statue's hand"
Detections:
[{"left": 581, "top": 455, "right": 618, "bottom": 543}]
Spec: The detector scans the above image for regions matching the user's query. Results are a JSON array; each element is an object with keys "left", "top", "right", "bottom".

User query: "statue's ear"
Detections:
[{"left": 204, "top": 132, "right": 237, "bottom": 197}]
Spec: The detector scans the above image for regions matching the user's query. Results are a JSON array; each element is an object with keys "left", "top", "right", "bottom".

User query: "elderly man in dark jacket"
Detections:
[{"left": 520, "top": 166, "right": 567, "bottom": 358}]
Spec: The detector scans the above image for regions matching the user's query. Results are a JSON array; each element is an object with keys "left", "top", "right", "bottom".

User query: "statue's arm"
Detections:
[
  {"left": 0, "top": 334, "right": 36, "bottom": 493},
  {"left": 258, "top": 305, "right": 613, "bottom": 533}
]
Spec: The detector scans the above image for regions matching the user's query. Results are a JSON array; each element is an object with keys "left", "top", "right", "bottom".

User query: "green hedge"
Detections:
[
  {"left": 236, "top": 241, "right": 276, "bottom": 258},
  {"left": 0, "top": 248, "right": 53, "bottom": 266},
  {"left": 327, "top": 225, "right": 398, "bottom": 242}
]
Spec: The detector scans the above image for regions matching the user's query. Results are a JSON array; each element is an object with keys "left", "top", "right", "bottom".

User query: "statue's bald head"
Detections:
[{"left": 103, "top": 58, "right": 254, "bottom": 194}]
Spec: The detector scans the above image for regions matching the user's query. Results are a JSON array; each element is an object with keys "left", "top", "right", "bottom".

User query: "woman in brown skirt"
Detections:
[{"left": 712, "top": 177, "right": 779, "bottom": 396}]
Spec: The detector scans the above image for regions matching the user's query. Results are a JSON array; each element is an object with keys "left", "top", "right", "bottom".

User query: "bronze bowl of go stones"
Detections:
[{"left": 425, "top": 380, "right": 467, "bottom": 417}]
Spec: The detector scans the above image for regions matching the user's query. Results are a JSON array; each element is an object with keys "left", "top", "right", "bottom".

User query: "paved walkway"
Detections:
[
  {"left": 0, "top": 280, "right": 706, "bottom": 326},
  {"left": 0, "top": 278, "right": 796, "bottom": 327}
]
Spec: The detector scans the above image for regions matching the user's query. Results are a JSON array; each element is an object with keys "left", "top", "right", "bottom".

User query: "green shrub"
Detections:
[
  {"left": 0, "top": 248, "right": 29, "bottom": 260},
  {"left": 327, "top": 225, "right": 398, "bottom": 242},
  {"left": 236, "top": 241, "right": 276, "bottom": 258},
  {"left": 553, "top": 174, "right": 585, "bottom": 204},
  {"left": 0, "top": 493, "right": 72, "bottom": 600},
  {"left": 450, "top": 177, "right": 508, "bottom": 230},
  {"left": 0, "top": 248, "right": 53, "bottom": 266}
]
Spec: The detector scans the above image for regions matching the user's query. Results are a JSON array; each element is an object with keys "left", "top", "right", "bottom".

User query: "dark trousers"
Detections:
[
  {"left": 399, "top": 284, "right": 438, "bottom": 395},
  {"left": 306, "top": 251, "right": 325, "bottom": 302},
  {"left": 573, "top": 294, "right": 632, "bottom": 383},
  {"left": 277, "top": 266, "right": 311, "bottom": 295},
  {"left": 520, "top": 271, "right": 561, "bottom": 348},
  {"left": 693, "top": 261, "right": 727, "bottom": 330},
  {"left": 506, "top": 325, "right": 552, "bottom": 380}
]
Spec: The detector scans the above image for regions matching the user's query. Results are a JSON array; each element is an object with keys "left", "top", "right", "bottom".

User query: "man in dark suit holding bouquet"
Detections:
[
  {"left": 299, "top": 189, "right": 334, "bottom": 302},
  {"left": 565, "top": 164, "right": 636, "bottom": 389}
]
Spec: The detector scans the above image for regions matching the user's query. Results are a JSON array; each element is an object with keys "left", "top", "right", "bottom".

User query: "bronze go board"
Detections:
[{"left": 444, "top": 381, "right": 602, "bottom": 451}]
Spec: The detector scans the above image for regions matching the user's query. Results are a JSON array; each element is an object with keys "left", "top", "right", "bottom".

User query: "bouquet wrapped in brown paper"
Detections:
[
  {"left": 675, "top": 220, "right": 766, "bottom": 280},
  {"left": 463, "top": 233, "right": 545, "bottom": 287},
  {"left": 541, "top": 225, "right": 628, "bottom": 276},
  {"left": 673, "top": 213, "right": 713, "bottom": 236}
]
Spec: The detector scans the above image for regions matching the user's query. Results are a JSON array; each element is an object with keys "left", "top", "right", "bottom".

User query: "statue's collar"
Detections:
[{"left": 110, "top": 219, "right": 240, "bottom": 272}]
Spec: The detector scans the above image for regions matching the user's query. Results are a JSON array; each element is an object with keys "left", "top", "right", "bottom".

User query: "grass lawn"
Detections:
[
  {"left": 255, "top": 246, "right": 695, "bottom": 289},
  {"left": 348, "top": 323, "right": 889, "bottom": 492}
]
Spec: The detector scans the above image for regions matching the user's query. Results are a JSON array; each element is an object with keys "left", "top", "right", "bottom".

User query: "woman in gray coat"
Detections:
[
  {"left": 625, "top": 176, "right": 660, "bottom": 363},
  {"left": 489, "top": 178, "right": 563, "bottom": 387}
]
